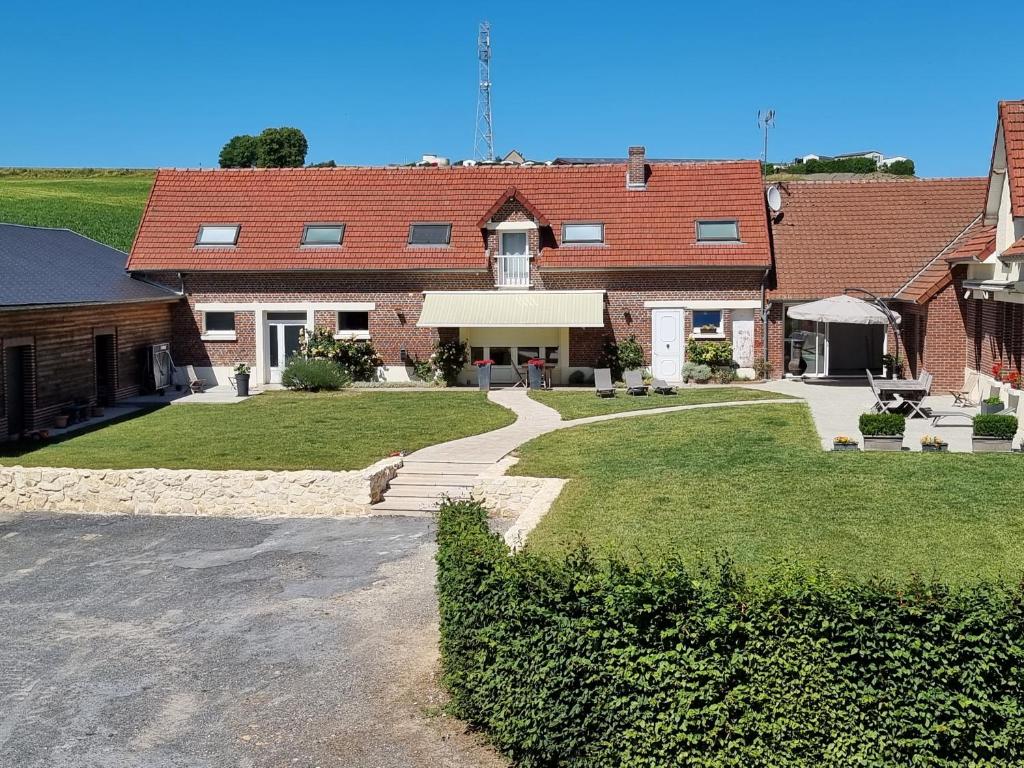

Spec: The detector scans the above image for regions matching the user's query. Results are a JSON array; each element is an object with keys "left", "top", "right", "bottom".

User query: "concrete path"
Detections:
[{"left": 372, "top": 389, "right": 798, "bottom": 514}]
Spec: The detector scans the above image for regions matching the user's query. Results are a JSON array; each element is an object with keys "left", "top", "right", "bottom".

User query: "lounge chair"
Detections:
[
  {"left": 651, "top": 378, "right": 676, "bottom": 395},
  {"left": 623, "top": 370, "right": 649, "bottom": 396},
  {"left": 181, "top": 365, "right": 210, "bottom": 393},
  {"left": 594, "top": 368, "right": 616, "bottom": 398},
  {"left": 950, "top": 371, "right": 980, "bottom": 407}
]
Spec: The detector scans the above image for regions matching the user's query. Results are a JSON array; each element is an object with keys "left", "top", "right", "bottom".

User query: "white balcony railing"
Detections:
[{"left": 495, "top": 254, "right": 531, "bottom": 287}]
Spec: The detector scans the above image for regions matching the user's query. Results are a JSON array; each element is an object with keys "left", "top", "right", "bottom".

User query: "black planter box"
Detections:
[{"left": 862, "top": 436, "right": 904, "bottom": 452}]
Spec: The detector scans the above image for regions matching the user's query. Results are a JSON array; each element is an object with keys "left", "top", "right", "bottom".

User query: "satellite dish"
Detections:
[{"left": 766, "top": 184, "right": 783, "bottom": 212}]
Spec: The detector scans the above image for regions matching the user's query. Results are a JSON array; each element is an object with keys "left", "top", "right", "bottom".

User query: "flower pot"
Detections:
[
  {"left": 921, "top": 443, "right": 948, "bottom": 453},
  {"left": 832, "top": 442, "right": 859, "bottom": 452},
  {"left": 235, "top": 373, "right": 250, "bottom": 397},
  {"left": 477, "top": 363, "right": 492, "bottom": 391},
  {"left": 862, "top": 436, "right": 904, "bottom": 452},
  {"left": 54, "top": 414, "right": 69, "bottom": 429},
  {"left": 972, "top": 436, "right": 1013, "bottom": 453}
]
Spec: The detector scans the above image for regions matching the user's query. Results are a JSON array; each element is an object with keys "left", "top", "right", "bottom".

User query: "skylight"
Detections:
[
  {"left": 195, "top": 225, "right": 240, "bottom": 246},
  {"left": 696, "top": 220, "right": 740, "bottom": 242},
  {"left": 408, "top": 223, "right": 452, "bottom": 246},
  {"left": 562, "top": 223, "right": 605, "bottom": 244},
  {"left": 301, "top": 224, "right": 345, "bottom": 246}
]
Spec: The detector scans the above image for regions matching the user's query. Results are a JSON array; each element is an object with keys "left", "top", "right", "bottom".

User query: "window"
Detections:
[
  {"left": 500, "top": 231, "right": 528, "bottom": 256},
  {"left": 301, "top": 224, "right": 345, "bottom": 246},
  {"left": 562, "top": 223, "right": 604, "bottom": 244},
  {"left": 692, "top": 310, "right": 723, "bottom": 336},
  {"left": 202, "top": 311, "right": 236, "bottom": 340},
  {"left": 337, "top": 310, "right": 369, "bottom": 337},
  {"left": 696, "top": 220, "right": 740, "bottom": 242},
  {"left": 408, "top": 223, "right": 451, "bottom": 246},
  {"left": 489, "top": 347, "right": 512, "bottom": 366},
  {"left": 195, "top": 225, "right": 240, "bottom": 246},
  {"left": 517, "top": 347, "right": 540, "bottom": 366}
]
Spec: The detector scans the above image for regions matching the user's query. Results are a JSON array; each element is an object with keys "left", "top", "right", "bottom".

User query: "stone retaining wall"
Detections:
[
  {"left": 472, "top": 475, "right": 567, "bottom": 550},
  {"left": 0, "top": 458, "right": 402, "bottom": 518}
]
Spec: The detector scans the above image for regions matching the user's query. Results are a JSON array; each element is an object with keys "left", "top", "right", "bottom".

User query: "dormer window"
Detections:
[
  {"left": 696, "top": 220, "right": 740, "bottom": 242},
  {"left": 408, "top": 223, "right": 451, "bottom": 246},
  {"left": 301, "top": 224, "right": 345, "bottom": 246},
  {"left": 562, "top": 222, "right": 605, "bottom": 244},
  {"left": 195, "top": 225, "right": 240, "bottom": 246}
]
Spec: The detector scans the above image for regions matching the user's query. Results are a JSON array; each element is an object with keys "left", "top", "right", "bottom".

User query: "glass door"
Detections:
[
  {"left": 267, "top": 312, "right": 307, "bottom": 383},
  {"left": 784, "top": 311, "right": 827, "bottom": 376}
]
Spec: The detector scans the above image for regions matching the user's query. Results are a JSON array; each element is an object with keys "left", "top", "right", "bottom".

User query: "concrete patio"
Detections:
[{"left": 751, "top": 378, "right": 1016, "bottom": 453}]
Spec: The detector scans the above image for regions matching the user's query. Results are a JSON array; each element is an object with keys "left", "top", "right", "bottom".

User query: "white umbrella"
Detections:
[{"left": 786, "top": 294, "right": 900, "bottom": 325}]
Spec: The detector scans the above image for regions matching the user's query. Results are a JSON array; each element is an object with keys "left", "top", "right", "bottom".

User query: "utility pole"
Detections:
[
  {"left": 474, "top": 21, "right": 495, "bottom": 162},
  {"left": 758, "top": 109, "right": 775, "bottom": 177}
]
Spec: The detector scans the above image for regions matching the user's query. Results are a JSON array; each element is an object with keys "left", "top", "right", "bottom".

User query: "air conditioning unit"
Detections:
[{"left": 141, "top": 342, "right": 173, "bottom": 393}]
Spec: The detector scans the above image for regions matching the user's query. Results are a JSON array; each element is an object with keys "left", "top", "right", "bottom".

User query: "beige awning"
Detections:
[{"left": 417, "top": 290, "right": 605, "bottom": 328}]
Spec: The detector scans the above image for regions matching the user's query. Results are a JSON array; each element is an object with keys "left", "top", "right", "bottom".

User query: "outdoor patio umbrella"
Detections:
[{"left": 786, "top": 294, "right": 900, "bottom": 325}]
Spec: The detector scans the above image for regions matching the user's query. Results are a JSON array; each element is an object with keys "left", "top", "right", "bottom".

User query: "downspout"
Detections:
[{"left": 760, "top": 268, "right": 771, "bottom": 369}]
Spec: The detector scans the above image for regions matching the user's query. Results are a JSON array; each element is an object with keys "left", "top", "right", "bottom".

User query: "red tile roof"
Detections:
[
  {"left": 128, "top": 162, "right": 771, "bottom": 272},
  {"left": 769, "top": 177, "right": 988, "bottom": 301},
  {"left": 1000, "top": 101, "right": 1024, "bottom": 216},
  {"left": 943, "top": 224, "right": 997, "bottom": 264},
  {"left": 896, "top": 220, "right": 992, "bottom": 304},
  {"left": 1004, "top": 235, "right": 1024, "bottom": 258}
]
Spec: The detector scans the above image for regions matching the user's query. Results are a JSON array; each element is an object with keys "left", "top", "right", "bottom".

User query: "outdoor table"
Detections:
[{"left": 875, "top": 379, "right": 929, "bottom": 417}]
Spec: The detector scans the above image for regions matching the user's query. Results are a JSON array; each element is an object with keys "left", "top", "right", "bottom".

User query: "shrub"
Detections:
[
  {"left": 973, "top": 413, "right": 1018, "bottom": 439},
  {"left": 409, "top": 356, "right": 436, "bottom": 384},
  {"left": 298, "top": 327, "right": 380, "bottom": 381},
  {"left": 712, "top": 365, "right": 736, "bottom": 383},
  {"left": 858, "top": 412, "right": 906, "bottom": 436},
  {"left": 884, "top": 158, "right": 916, "bottom": 176},
  {"left": 681, "top": 362, "right": 712, "bottom": 383},
  {"left": 437, "top": 499, "right": 1024, "bottom": 767},
  {"left": 753, "top": 357, "right": 773, "bottom": 380},
  {"left": 616, "top": 335, "right": 644, "bottom": 372},
  {"left": 433, "top": 339, "right": 468, "bottom": 386},
  {"left": 686, "top": 339, "right": 733, "bottom": 367},
  {"left": 280, "top": 357, "right": 350, "bottom": 391}
]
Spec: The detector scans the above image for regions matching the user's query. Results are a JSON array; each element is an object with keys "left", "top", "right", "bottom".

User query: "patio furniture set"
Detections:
[{"left": 594, "top": 368, "right": 674, "bottom": 398}]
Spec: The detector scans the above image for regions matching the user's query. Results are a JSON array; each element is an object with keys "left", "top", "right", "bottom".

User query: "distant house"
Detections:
[
  {"left": 0, "top": 225, "right": 179, "bottom": 439},
  {"left": 792, "top": 151, "right": 908, "bottom": 167}
]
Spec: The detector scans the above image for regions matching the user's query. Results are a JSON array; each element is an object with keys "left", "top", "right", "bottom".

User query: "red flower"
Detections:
[
  {"left": 992, "top": 362, "right": 1004, "bottom": 378},
  {"left": 474, "top": 359, "right": 495, "bottom": 366},
  {"left": 1009, "top": 371, "right": 1021, "bottom": 388}
]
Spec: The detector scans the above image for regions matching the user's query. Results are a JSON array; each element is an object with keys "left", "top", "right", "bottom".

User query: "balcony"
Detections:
[{"left": 494, "top": 254, "right": 532, "bottom": 288}]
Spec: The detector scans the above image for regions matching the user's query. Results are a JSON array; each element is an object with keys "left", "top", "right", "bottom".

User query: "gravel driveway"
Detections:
[{"left": 0, "top": 511, "right": 504, "bottom": 768}]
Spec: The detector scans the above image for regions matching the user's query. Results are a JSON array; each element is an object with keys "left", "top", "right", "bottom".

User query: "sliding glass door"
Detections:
[{"left": 784, "top": 313, "right": 827, "bottom": 376}]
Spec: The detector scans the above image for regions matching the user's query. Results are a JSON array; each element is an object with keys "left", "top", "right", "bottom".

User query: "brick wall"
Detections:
[
  {"left": 896, "top": 273, "right": 973, "bottom": 390},
  {"left": 1, "top": 300, "right": 176, "bottom": 438},
  {"left": 966, "top": 290, "right": 1024, "bottom": 380}
]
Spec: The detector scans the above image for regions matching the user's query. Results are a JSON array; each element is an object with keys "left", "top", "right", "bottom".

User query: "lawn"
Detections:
[
  {"left": 514, "top": 403, "right": 1024, "bottom": 583},
  {"left": 530, "top": 386, "right": 791, "bottom": 420},
  {"left": 0, "top": 390, "right": 515, "bottom": 471},
  {"left": 0, "top": 169, "right": 154, "bottom": 251}
]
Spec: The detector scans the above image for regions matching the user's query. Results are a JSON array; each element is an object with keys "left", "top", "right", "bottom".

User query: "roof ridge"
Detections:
[{"left": 0, "top": 221, "right": 75, "bottom": 233}]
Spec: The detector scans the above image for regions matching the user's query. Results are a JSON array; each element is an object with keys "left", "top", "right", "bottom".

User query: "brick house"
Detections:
[
  {"left": 1, "top": 224, "right": 179, "bottom": 440},
  {"left": 127, "top": 148, "right": 773, "bottom": 387}
]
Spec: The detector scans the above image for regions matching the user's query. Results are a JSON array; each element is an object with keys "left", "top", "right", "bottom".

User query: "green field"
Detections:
[
  {"left": 0, "top": 169, "right": 154, "bottom": 251},
  {"left": 530, "top": 386, "right": 791, "bottom": 420},
  {"left": 514, "top": 403, "right": 1024, "bottom": 583}
]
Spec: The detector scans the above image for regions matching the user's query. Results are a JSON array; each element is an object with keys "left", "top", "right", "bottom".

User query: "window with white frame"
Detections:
[
  {"left": 336, "top": 310, "right": 370, "bottom": 339},
  {"left": 499, "top": 231, "right": 529, "bottom": 256},
  {"left": 301, "top": 223, "right": 345, "bottom": 246},
  {"left": 202, "top": 311, "right": 236, "bottom": 340},
  {"left": 695, "top": 220, "right": 740, "bottom": 242},
  {"left": 692, "top": 309, "right": 723, "bottom": 336},
  {"left": 562, "top": 222, "right": 604, "bottom": 244},
  {"left": 195, "top": 225, "right": 240, "bottom": 246}
]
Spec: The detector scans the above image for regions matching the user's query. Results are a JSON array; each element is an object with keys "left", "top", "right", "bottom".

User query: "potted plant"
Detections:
[
  {"left": 699, "top": 323, "right": 718, "bottom": 334},
  {"left": 234, "top": 362, "right": 251, "bottom": 397},
  {"left": 920, "top": 435, "right": 948, "bottom": 453},
  {"left": 526, "top": 358, "right": 546, "bottom": 390},
  {"left": 832, "top": 435, "right": 859, "bottom": 452},
  {"left": 882, "top": 353, "right": 904, "bottom": 380},
  {"left": 54, "top": 413, "right": 70, "bottom": 429},
  {"left": 474, "top": 358, "right": 494, "bottom": 391},
  {"left": 980, "top": 394, "right": 1004, "bottom": 415},
  {"left": 1008, "top": 370, "right": 1021, "bottom": 390},
  {"left": 972, "top": 414, "right": 1017, "bottom": 453},
  {"left": 858, "top": 412, "right": 906, "bottom": 451}
]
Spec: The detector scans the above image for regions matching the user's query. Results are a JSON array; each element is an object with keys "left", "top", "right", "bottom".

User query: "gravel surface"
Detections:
[{"left": 0, "top": 511, "right": 505, "bottom": 768}]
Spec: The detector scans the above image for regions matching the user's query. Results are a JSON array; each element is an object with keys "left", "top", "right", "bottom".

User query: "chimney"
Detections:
[{"left": 627, "top": 146, "right": 647, "bottom": 190}]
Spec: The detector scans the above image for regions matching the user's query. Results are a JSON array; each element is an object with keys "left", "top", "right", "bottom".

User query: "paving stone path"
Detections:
[{"left": 371, "top": 389, "right": 799, "bottom": 515}]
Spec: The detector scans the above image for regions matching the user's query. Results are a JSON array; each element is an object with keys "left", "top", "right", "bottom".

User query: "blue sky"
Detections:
[{"left": 3, "top": 0, "right": 1020, "bottom": 176}]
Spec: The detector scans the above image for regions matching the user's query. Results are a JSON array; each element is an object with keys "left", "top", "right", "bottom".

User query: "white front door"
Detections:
[
  {"left": 732, "top": 309, "right": 755, "bottom": 368},
  {"left": 267, "top": 312, "right": 307, "bottom": 383},
  {"left": 651, "top": 309, "right": 683, "bottom": 382}
]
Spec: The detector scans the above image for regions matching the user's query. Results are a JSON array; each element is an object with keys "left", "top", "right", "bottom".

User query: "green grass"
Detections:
[
  {"left": 530, "top": 386, "right": 791, "bottom": 420},
  {"left": 0, "top": 170, "right": 154, "bottom": 251},
  {"left": 0, "top": 390, "right": 515, "bottom": 471},
  {"left": 514, "top": 403, "right": 1024, "bottom": 583}
]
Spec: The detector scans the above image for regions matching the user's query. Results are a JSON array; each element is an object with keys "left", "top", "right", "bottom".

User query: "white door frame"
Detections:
[
  {"left": 263, "top": 311, "right": 312, "bottom": 384},
  {"left": 650, "top": 308, "right": 683, "bottom": 383}
]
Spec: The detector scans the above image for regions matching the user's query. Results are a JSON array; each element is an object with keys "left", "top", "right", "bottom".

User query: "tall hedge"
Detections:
[{"left": 437, "top": 500, "right": 1024, "bottom": 767}]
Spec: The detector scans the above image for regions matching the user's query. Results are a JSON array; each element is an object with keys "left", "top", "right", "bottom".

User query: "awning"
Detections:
[
  {"left": 787, "top": 295, "right": 900, "bottom": 325},
  {"left": 417, "top": 290, "right": 605, "bottom": 328}
]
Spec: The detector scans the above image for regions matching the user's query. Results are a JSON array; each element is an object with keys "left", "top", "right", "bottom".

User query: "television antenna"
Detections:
[
  {"left": 474, "top": 21, "right": 495, "bottom": 162},
  {"left": 758, "top": 109, "right": 775, "bottom": 177}
]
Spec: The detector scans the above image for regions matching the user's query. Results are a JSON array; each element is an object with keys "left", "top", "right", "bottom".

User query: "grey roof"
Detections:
[{"left": 0, "top": 224, "right": 179, "bottom": 308}]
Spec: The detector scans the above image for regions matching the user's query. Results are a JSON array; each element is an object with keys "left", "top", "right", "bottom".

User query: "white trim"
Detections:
[
  {"left": 334, "top": 331, "right": 371, "bottom": 341},
  {"left": 644, "top": 299, "right": 760, "bottom": 309},
  {"left": 201, "top": 331, "right": 237, "bottom": 342},
  {"left": 195, "top": 301, "right": 375, "bottom": 312},
  {"left": 422, "top": 289, "right": 605, "bottom": 297},
  {"left": 484, "top": 221, "right": 539, "bottom": 231}
]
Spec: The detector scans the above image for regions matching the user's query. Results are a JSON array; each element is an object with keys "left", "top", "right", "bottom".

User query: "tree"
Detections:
[
  {"left": 256, "top": 127, "right": 308, "bottom": 168},
  {"left": 218, "top": 134, "right": 259, "bottom": 168},
  {"left": 884, "top": 159, "right": 915, "bottom": 176}
]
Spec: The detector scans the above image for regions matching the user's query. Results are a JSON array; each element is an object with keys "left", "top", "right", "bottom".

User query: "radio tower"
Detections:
[{"left": 474, "top": 21, "right": 495, "bottom": 162}]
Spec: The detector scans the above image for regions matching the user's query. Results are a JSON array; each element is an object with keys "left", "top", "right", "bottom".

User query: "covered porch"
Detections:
[{"left": 782, "top": 295, "right": 895, "bottom": 378}]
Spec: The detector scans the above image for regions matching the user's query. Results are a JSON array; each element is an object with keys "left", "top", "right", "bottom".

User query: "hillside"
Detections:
[{"left": 0, "top": 169, "right": 155, "bottom": 252}]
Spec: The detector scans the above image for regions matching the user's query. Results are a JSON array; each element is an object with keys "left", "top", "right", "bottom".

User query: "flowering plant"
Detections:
[
  {"left": 1008, "top": 371, "right": 1021, "bottom": 388},
  {"left": 474, "top": 359, "right": 495, "bottom": 366},
  {"left": 833, "top": 435, "right": 856, "bottom": 445},
  {"left": 920, "top": 434, "right": 947, "bottom": 446},
  {"left": 992, "top": 361, "right": 1004, "bottom": 380}
]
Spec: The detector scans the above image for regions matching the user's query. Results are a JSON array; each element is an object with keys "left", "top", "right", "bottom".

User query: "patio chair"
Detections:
[
  {"left": 902, "top": 371, "right": 933, "bottom": 419},
  {"left": 594, "top": 368, "right": 616, "bottom": 398},
  {"left": 623, "top": 370, "right": 649, "bottom": 396},
  {"left": 181, "top": 365, "right": 209, "bottom": 394},
  {"left": 651, "top": 378, "right": 676, "bottom": 395},
  {"left": 866, "top": 369, "right": 900, "bottom": 413},
  {"left": 950, "top": 371, "right": 980, "bottom": 407}
]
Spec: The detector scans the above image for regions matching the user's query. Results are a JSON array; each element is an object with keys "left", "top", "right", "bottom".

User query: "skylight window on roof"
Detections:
[
  {"left": 196, "top": 225, "right": 240, "bottom": 246},
  {"left": 696, "top": 220, "right": 740, "bottom": 242},
  {"left": 301, "top": 224, "right": 345, "bottom": 246},
  {"left": 408, "top": 223, "right": 452, "bottom": 246},
  {"left": 562, "top": 223, "right": 605, "bottom": 244}
]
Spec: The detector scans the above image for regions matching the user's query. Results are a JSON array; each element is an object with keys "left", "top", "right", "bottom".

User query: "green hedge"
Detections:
[
  {"left": 974, "top": 414, "right": 1019, "bottom": 439},
  {"left": 437, "top": 499, "right": 1024, "bottom": 767},
  {"left": 858, "top": 411, "right": 906, "bottom": 436}
]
